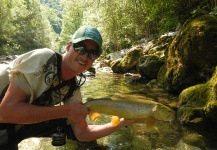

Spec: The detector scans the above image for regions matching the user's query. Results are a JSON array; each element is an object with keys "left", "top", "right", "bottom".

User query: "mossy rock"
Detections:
[
  {"left": 111, "top": 47, "right": 143, "bottom": 73},
  {"left": 162, "top": 14, "right": 217, "bottom": 94},
  {"left": 204, "top": 100, "right": 217, "bottom": 123},
  {"left": 178, "top": 66, "right": 217, "bottom": 124},
  {"left": 177, "top": 106, "right": 204, "bottom": 124},
  {"left": 138, "top": 55, "right": 164, "bottom": 79},
  {"left": 183, "top": 133, "right": 207, "bottom": 149}
]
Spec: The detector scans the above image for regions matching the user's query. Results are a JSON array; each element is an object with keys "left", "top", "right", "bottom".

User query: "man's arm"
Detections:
[
  {"left": 0, "top": 79, "right": 88, "bottom": 124},
  {"left": 71, "top": 118, "right": 146, "bottom": 141},
  {"left": 71, "top": 120, "right": 121, "bottom": 141}
]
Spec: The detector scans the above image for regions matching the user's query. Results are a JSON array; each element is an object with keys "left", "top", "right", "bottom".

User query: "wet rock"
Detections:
[
  {"left": 183, "top": 133, "right": 207, "bottom": 149},
  {"left": 138, "top": 55, "right": 164, "bottom": 79},
  {"left": 97, "top": 67, "right": 113, "bottom": 73},
  {"left": 143, "top": 32, "right": 176, "bottom": 56},
  {"left": 99, "top": 59, "right": 112, "bottom": 68},
  {"left": 106, "top": 48, "right": 130, "bottom": 61},
  {"left": 87, "top": 67, "right": 96, "bottom": 74}
]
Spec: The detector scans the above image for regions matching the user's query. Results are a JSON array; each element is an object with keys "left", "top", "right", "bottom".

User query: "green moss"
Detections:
[
  {"left": 204, "top": 100, "right": 217, "bottom": 123},
  {"left": 165, "top": 14, "right": 217, "bottom": 93},
  {"left": 177, "top": 107, "right": 196, "bottom": 122},
  {"left": 147, "top": 79, "right": 157, "bottom": 86},
  {"left": 138, "top": 55, "right": 164, "bottom": 79},
  {"left": 178, "top": 106, "right": 204, "bottom": 123},
  {"left": 179, "top": 83, "right": 209, "bottom": 107},
  {"left": 157, "top": 65, "right": 167, "bottom": 87},
  {"left": 111, "top": 47, "right": 143, "bottom": 73},
  {"left": 178, "top": 67, "right": 217, "bottom": 123},
  {"left": 183, "top": 133, "right": 206, "bottom": 149},
  {"left": 120, "top": 48, "right": 142, "bottom": 71}
]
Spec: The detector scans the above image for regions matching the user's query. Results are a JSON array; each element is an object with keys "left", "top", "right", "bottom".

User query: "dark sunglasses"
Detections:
[{"left": 73, "top": 45, "right": 99, "bottom": 60}]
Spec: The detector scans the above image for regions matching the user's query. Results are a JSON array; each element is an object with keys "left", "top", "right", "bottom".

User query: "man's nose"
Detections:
[{"left": 81, "top": 53, "right": 89, "bottom": 60}]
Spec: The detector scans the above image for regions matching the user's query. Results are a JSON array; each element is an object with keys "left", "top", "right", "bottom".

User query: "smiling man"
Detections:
[{"left": 0, "top": 26, "right": 142, "bottom": 149}]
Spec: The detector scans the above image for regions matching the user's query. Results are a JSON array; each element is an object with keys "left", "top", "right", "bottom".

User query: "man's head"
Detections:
[
  {"left": 71, "top": 26, "right": 103, "bottom": 55},
  {"left": 63, "top": 27, "right": 102, "bottom": 78}
]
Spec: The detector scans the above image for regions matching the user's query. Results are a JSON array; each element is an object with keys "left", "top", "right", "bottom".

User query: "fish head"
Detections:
[{"left": 152, "top": 104, "right": 175, "bottom": 122}]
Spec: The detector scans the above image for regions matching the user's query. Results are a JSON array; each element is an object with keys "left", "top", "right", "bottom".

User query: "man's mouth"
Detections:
[{"left": 77, "top": 60, "right": 86, "bottom": 66}]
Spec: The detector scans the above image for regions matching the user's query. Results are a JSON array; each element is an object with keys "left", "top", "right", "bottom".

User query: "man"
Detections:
[{"left": 0, "top": 26, "right": 142, "bottom": 149}]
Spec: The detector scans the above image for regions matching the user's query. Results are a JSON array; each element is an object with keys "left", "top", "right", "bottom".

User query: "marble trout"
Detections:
[{"left": 84, "top": 98, "right": 175, "bottom": 126}]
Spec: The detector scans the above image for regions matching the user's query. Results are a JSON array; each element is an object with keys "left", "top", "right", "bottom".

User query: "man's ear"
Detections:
[{"left": 66, "top": 42, "right": 72, "bottom": 51}]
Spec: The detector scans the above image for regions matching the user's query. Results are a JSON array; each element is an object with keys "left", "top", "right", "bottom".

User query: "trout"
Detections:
[{"left": 84, "top": 98, "right": 175, "bottom": 127}]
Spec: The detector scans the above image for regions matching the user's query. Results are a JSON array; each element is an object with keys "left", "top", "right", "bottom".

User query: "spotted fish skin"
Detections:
[{"left": 84, "top": 98, "right": 175, "bottom": 122}]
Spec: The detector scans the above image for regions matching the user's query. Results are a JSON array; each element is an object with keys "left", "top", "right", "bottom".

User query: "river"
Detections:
[{"left": 18, "top": 69, "right": 216, "bottom": 150}]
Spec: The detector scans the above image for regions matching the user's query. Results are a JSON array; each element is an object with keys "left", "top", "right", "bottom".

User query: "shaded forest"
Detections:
[{"left": 0, "top": 0, "right": 216, "bottom": 55}]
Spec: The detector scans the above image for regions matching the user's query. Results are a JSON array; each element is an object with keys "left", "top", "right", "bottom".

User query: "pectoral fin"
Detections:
[
  {"left": 152, "top": 105, "right": 158, "bottom": 112},
  {"left": 89, "top": 112, "right": 101, "bottom": 122},
  {"left": 146, "top": 116, "right": 155, "bottom": 129},
  {"left": 111, "top": 116, "right": 120, "bottom": 126}
]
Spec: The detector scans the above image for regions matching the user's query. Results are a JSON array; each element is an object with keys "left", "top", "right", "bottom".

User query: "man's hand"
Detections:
[{"left": 67, "top": 102, "right": 89, "bottom": 124}]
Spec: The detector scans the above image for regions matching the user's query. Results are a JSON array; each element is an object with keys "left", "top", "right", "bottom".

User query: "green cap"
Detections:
[{"left": 72, "top": 26, "right": 103, "bottom": 54}]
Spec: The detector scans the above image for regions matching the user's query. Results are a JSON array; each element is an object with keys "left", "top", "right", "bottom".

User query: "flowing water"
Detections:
[{"left": 18, "top": 69, "right": 217, "bottom": 150}]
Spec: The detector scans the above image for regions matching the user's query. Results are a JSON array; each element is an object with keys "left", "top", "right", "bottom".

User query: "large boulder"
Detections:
[
  {"left": 111, "top": 47, "right": 143, "bottom": 73},
  {"left": 158, "top": 14, "right": 217, "bottom": 94}
]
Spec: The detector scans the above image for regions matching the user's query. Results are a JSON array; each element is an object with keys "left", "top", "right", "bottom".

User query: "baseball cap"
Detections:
[{"left": 71, "top": 26, "right": 103, "bottom": 54}]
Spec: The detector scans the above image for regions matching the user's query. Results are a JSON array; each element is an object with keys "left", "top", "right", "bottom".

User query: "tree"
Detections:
[
  {"left": 59, "top": 0, "right": 84, "bottom": 47},
  {"left": 0, "top": 0, "right": 16, "bottom": 52},
  {"left": 0, "top": 0, "right": 53, "bottom": 54}
]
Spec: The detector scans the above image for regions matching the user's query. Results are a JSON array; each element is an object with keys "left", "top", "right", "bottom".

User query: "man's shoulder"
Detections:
[
  {"left": 31, "top": 48, "right": 56, "bottom": 56},
  {"left": 13, "top": 48, "right": 59, "bottom": 67},
  {"left": 18, "top": 48, "right": 57, "bottom": 61}
]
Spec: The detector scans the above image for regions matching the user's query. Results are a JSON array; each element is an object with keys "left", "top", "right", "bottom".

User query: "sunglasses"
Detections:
[{"left": 73, "top": 45, "right": 99, "bottom": 60}]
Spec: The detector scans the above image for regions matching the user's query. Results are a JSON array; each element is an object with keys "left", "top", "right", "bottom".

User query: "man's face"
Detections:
[{"left": 64, "top": 40, "right": 99, "bottom": 76}]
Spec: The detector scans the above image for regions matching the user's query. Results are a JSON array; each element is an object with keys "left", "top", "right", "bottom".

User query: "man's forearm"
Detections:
[
  {"left": 0, "top": 103, "right": 70, "bottom": 124},
  {"left": 72, "top": 121, "right": 121, "bottom": 142}
]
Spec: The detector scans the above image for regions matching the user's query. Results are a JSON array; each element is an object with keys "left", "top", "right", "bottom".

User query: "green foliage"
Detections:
[
  {"left": 1, "top": 0, "right": 215, "bottom": 55},
  {"left": 58, "top": 0, "right": 84, "bottom": 49},
  {"left": 0, "top": 0, "right": 15, "bottom": 47},
  {"left": 40, "top": 0, "right": 63, "bottom": 34},
  {"left": 58, "top": 0, "right": 180, "bottom": 53},
  {"left": 0, "top": 0, "right": 52, "bottom": 55}
]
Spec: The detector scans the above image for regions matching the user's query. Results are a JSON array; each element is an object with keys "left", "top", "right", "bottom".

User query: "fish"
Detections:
[{"left": 84, "top": 98, "right": 175, "bottom": 127}]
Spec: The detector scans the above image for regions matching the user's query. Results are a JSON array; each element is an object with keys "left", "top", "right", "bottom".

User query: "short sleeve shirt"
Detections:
[
  {"left": 0, "top": 48, "right": 82, "bottom": 145},
  {"left": 0, "top": 48, "right": 82, "bottom": 104}
]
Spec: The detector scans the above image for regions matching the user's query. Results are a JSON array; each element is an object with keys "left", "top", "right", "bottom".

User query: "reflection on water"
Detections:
[{"left": 19, "top": 71, "right": 216, "bottom": 150}]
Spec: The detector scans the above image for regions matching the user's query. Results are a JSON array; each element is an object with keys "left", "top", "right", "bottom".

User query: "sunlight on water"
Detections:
[{"left": 82, "top": 72, "right": 157, "bottom": 100}]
